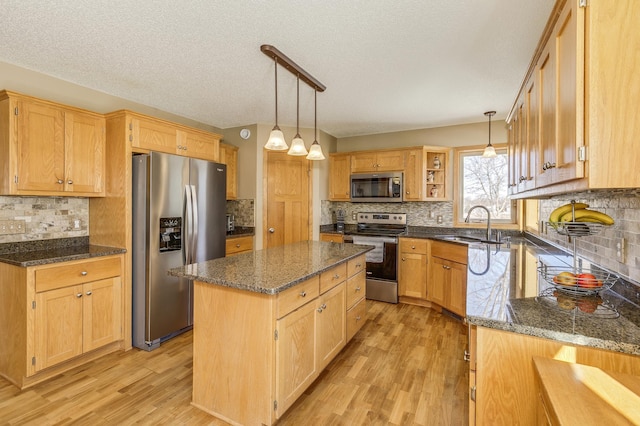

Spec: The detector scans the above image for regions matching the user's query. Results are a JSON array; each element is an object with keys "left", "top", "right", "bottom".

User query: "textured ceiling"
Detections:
[{"left": 0, "top": 0, "right": 555, "bottom": 137}]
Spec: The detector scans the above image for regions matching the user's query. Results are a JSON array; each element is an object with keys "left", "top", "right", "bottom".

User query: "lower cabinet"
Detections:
[
  {"left": 320, "top": 232, "right": 344, "bottom": 243},
  {"left": 0, "top": 255, "right": 124, "bottom": 388},
  {"left": 225, "top": 235, "right": 253, "bottom": 256},
  {"left": 398, "top": 237, "right": 429, "bottom": 303},
  {"left": 427, "top": 240, "right": 468, "bottom": 317}
]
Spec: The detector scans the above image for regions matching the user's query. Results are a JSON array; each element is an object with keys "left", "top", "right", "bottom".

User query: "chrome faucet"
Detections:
[{"left": 465, "top": 205, "right": 492, "bottom": 241}]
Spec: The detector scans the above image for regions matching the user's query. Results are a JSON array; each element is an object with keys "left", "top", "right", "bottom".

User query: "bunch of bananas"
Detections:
[{"left": 548, "top": 203, "right": 614, "bottom": 225}]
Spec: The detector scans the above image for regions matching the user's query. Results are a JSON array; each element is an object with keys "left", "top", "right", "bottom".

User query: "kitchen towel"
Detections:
[{"left": 351, "top": 235, "right": 394, "bottom": 263}]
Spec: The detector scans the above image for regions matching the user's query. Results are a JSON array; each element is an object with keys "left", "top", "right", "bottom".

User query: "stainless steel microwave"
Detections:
[{"left": 350, "top": 172, "right": 403, "bottom": 202}]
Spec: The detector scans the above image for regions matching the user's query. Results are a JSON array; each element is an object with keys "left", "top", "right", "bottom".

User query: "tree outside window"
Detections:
[{"left": 458, "top": 148, "right": 514, "bottom": 223}]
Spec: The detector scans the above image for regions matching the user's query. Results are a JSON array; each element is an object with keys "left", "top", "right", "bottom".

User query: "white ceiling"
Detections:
[{"left": 0, "top": 0, "right": 555, "bottom": 138}]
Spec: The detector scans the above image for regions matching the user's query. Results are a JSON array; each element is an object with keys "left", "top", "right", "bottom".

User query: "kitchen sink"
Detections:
[{"left": 433, "top": 235, "right": 504, "bottom": 244}]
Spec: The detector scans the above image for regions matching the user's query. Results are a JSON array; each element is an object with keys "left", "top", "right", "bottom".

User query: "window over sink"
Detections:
[{"left": 454, "top": 145, "right": 517, "bottom": 227}]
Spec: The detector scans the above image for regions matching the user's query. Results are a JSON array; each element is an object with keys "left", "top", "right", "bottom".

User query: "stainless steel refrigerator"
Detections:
[{"left": 132, "top": 152, "right": 226, "bottom": 351}]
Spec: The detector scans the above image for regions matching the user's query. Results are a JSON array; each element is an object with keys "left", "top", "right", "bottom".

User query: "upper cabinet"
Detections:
[
  {"left": 507, "top": 0, "right": 640, "bottom": 197},
  {"left": 351, "top": 150, "right": 404, "bottom": 173},
  {"left": 127, "top": 111, "right": 220, "bottom": 162},
  {"left": 219, "top": 142, "right": 238, "bottom": 200},
  {"left": 0, "top": 91, "right": 105, "bottom": 197},
  {"left": 329, "top": 153, "right": 351, "bottom": 201}
]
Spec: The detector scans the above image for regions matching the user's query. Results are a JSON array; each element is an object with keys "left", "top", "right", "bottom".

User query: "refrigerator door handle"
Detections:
[
  {"left": 190, "top": 184, "right": 199, "bottom": 262},
  {"left": 184, "top": 184, "right": 194, "bottom": 265}
]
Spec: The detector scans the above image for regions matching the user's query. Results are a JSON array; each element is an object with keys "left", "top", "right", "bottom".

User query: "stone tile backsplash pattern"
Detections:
[
  {"left": 226, "top": 199, "right": 255, "bottom": 227},
  {"left": 536, "top": 190, "right": 640, "bottom": 284},
  {"left": 322, "top": 200, "right": 454, "bottom": 227},
  {"left": 0, "top": 196, "right": 89, "bottom": 243}
]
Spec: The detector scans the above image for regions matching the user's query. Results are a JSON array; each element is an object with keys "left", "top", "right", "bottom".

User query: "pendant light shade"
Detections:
[
  {"left": 482, "top": 110, "right": 497, "bottom": 158},
  {"left": 288, "top": 76, "right": 308, "bottom": 156},
  {"left": 307, "top": 89, "right": 325, "bottom": 160},
  {"left": 264, "top": 57, "right": 289, "bottom": 151}
]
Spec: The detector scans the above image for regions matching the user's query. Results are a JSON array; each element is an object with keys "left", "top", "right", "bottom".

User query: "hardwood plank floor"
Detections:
[{"left": 0, "top": 301, "right": 469, "bottom": 425}]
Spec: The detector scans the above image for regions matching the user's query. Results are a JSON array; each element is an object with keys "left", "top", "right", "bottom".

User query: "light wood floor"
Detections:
[{"left": 0, "top": 301, "right": 469, "bottom": 425}]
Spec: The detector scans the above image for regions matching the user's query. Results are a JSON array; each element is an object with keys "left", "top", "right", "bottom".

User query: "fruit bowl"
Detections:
[
  {"left": 538, "top": 266, "right": 618, "bottom": 295},
  {"left": 547, "top": 221, "right": 610, "bottom": 237},
  {"left": 536, "top": 288, "right": 619, "bottom": 318}
]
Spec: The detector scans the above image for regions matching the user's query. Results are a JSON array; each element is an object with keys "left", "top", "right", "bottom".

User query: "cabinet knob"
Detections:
[
  {"left": 411, "top": 245, "right": 415, "bottom": 249},
  {"left": 401, "top": 257, "right": 406, "bottom": 261},
  {"left": 519, "top": 176, "right": 526, "bottom": 182},
  {"left": 81, "top": 271, "right": 88, "bottom": 276},
  {"left": 356, "top": 315, "right": 362, "bottom": 321},
  {"left": 356, "top": 263, "right": 362, "bottom": 268},
  {"left": 76, "top": 293, "right": 83, "bottom": 298},
  {"left": 464, "top": 349, "right": 470, "bottom": 362},
  {"left": 321, "top": 303, "right": 327, "bottom": 310},
  {"left": 268, "top": 227, "right": 275, "bottom": 233},
  {"left": 355, "top": 286, "right": 361, "bottom": 292},
  {"left": 235, "top": 243, "right": 240, "bottom": 248},
  {"left": 67, "top": 179, "right": 73, "bottom": 185},
  {"left": 333, "top": 274, "right": 340, "bottom": 280},
  {"left": 57, "top": 179, "right": 63, "bottom": 184},
  {"left": 86, "top": 291, "right": 92, "bottom": 296},
  {"left": 406, "top": 191, "right": 410, "bottom": 194},
  {"left": 300, "top": 291, "right": 307, "bottom": 297}
]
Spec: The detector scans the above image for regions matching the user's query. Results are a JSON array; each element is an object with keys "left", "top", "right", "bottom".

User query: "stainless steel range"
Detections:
[{"left": 343, "top": 212, "right": 407, "bottom": 303}]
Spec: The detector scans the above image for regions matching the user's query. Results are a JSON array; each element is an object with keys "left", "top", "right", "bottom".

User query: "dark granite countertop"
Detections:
[
  {"left": 168, "top": 240, "right": 373, "bottom": 295},
  {"left": 0, "top": 237, "right": 126, "bottom": 267},
  {"left": 226, "top": 227, "right": 255, "bottom": 238}
]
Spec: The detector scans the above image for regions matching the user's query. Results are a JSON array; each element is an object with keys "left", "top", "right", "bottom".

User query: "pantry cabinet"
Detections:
[
  {"left": 219, "top": 142, "right": 238, "bottom": 199},
  {"left": 328, "top": 152, "right": 351, "bottom": 201},
  {"left": 428, "top": 240, "right": 467, "bottom": 317},
  {"left": 0, "top": 90, "right": 105, "bottom": 196},
  {"left": 507, "top": 0, "right": 640, "bottom": 197},
  {"left": 0, "top": 254, "right": 124, "bottom": 389},
  {"left": 398, "top": 237, "right": 429, "bottom": 304}
]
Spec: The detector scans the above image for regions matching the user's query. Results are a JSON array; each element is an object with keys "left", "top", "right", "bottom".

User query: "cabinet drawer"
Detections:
[
  {"left": 347, "top": 255, "right": 365, "bottom": 277},
  {"left": 35, "top": 257, "right": 121, "bottom": 293},
  {"left": 430, "top": 240, "right": 468, "bottom": 265},
  {"left": 276, "top": 276, "right": 319, "bottom": 319},
  {"left": 320, "top": 263, "right": 347, "bottom": 294},
  {"left": 346, "top": 271, "right": 365, "bottom": 309},
  {"left": 399, "top": 238, "right": 428, "bottom": 254},
  {"left": 346, "top": 298, "right": 366, "bottom": 342},
  {"left": 225, "top": 236, "right": 253, "bottom": 256},
  {"left": 320, "top": 233, "right": 344, "bottom": 243}
]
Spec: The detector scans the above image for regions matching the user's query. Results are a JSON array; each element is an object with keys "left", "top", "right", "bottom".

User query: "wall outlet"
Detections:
[
  {"left": 616, "top": 238, "right": 626, "bottom": 262},
  {"left": 74, "top": 219, "right": 81, "bottom": 229},
  {"left": 436, "top": 215, "right": 443, "bottom": 224},
  {"left": 352, "top": 212, "right": 357, "bottom": 221},
  {"left": 0, "top": 220, "right": 26, "bottom": 235}
]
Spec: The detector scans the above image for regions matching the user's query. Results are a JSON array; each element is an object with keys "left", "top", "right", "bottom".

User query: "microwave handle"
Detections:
[{"left": 389, "top": 177, "right": 393, "bottom": 197}]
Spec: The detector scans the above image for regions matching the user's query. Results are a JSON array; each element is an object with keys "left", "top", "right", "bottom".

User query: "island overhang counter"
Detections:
[{"left": 169, "top": 241, "right": 372, "bottom": 425}]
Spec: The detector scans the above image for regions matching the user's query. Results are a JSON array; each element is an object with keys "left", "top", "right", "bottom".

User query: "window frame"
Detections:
[{"left": 453, "top": 144, "right": 519, "bottom": 229}]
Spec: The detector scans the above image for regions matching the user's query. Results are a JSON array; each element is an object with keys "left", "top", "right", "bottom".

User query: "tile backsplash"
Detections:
[
  {"left": 535, "top": 189, "right": 640, "bottom": 284},
  {"left": 0, "top": 196, "right": 89, "bottom": 243},
  {"left": 322, "top": 200, "right": 454, "bottom": 227},
  {"left": 226, "top": 199, "right": 255, "bottom": 227}
]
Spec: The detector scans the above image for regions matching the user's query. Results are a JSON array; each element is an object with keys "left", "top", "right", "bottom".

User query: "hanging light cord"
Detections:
[
  {"left": 274, "top": 57, "right": 279, "bottom": 128},
  {"left": 296, "top": 75, "right": 300, "bottom": 135},
  {"left": 488, "top": 112, "right": 492, "bottom": 147}
]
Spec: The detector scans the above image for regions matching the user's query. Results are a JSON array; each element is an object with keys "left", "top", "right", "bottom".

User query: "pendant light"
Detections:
[
  {"left": 482, "top": 110, "right": 497, "bottom": 158},
  {"left": 264, "top": 57, "right": 288, "bottom": 151},
  {"left": 287, "top": 75, "right": 308, "bottom": 155},
  {"left": 306, "top": 89, "right": 325, "bottom": 160}
]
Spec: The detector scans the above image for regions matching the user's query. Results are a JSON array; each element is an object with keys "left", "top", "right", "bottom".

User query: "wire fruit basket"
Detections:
[
  {"left": 538, "top": 266, "right": 617, "bottom": 296},
  {"left": 547, "top": 221, "right": 609, "bottom": 237}
]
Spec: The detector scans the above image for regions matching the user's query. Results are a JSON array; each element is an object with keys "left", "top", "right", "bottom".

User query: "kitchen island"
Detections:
[{"left": 168, "top": 240, "right": 372, "bottom": 425}]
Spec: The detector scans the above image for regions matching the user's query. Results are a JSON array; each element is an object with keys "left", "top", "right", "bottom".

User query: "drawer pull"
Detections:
[
  {"left": 333, "top": 274, "right": 340, "bottom": 279},
  {"left": 402, "top": 257, "right": 406, "bottom": 261},
  {"left": 355, "top": 286, "right": 361, "bottom": 292},
  {"left": 356, "top": 315, "right": 361, "bottom": 321},
  {"left": 464, "top": 350, "right": 470, "bottom": 362},
  {"left": 356, "top": 263, "right": 362, "bottom": 268},
  {"left": 86, "top": 291, "right": 92, "bottom": 296},
  {"left": 81, "top": 271, "right": 88, "bottom": 276},
  {"left": 235, "top": 243, "right": 241, "bottom": 248},
  {"left": 411, "top": 245, "right": 416, "bottom": 249},
  {"left": 76, "top": 293, "right": 83, "bottom": 298},
  {"left": 442, "top": 265, "right": 451, "bottom": 270},
  {"left": 57, "top": 179, "right": 64, "bottom": 184},
  {"left": 300, "top": 291, "right": 307, "bottom": 297}
]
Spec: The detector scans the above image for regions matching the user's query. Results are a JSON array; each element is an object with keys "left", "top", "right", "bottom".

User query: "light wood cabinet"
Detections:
[
  {"left": 328, "top": 153, "right": 351, "bottom": 201},
  {"left": 320, "top": 232, "right": 344, "bottom": 243},
  {"left": 219, "top": 142, "right": 238, "bottom": 200},
  {"left": 0, "top": 255, "right": 124, "bottom": 389},
  {"left": 127, "top": 111, "right": 220, "bottom": 161},
  {"left": 428, "top": 240, "right": 467, "bottom": 317},
  {"left": 351, "top": 150, "right": 404, "bottom": 173},
  {"left": 0, "top": 90, "right": 105, "bottom": 196},
  {"left": 507, "top": 0, "right": 640, "bottom": 197},
  {"left": 398, "top": 238, "right": 429, "bottom": 303},
  {"left": 469, "top": 325, "right": 640, "bottom": 425},
  {"left": 225, "top": 235, "right": 253, "bottom": 256},
  {"left": 316, "top": 283, "right": 346, "bottom": 370},
  {"left": 345, "top": 254, "right": 366, "bottom": 341}
]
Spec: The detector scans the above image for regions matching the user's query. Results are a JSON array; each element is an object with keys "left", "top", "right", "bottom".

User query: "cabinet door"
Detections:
[
  {"left": 65, "top": 111, "right": 105, "bottom": 194},
  {"left": 220, "top": 143, "right": 238, "bottom": 200},
  {"left": 507, "top": 122, "right": 517, "bottom": 195},
  {"left": 329, "top": 154, "right": 351, "bottom": 200},
  {"left": 275, "top": 301, "right": 317, "bottom": 418},
  {"left": 399, "top": 251, "right": 427, "bottom": 299},
  {"left": 35, "top": 285, "right": 83, "bottom": 371},
  {"left": 427, "top": 256, "right": 447, "bottom": 307},
  {"left": 448, "top": 261, "right": 467, "bottom": 317},
  {"left": 178, "top": 130, "right": 219, "bottom": 162},
  {"left": 83, "top": 277, "right": 122, "bottom": 352},
  {"left": 538, "top": 45, "right": 556, "bottom": 188},
  {"left": 524, "top": 75, "right": 538, "bottom": 191},
  {"left": 350, "top": 152, "right": 378, "bottom": 173},
  {"left": 131, "top": 117, "right": 177, "bottom": 154},
  {"left": 376, "top": 151, "right": 404, "bottom": 171},
  {"left": 316, "top": 283, "right": 346, "bottom": 370},
  {"left": 16, "top": 99, "right": 65, "bottom": 192},
  {"left": 403, "top": 149, "right": 424, "bottom": 201}
]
